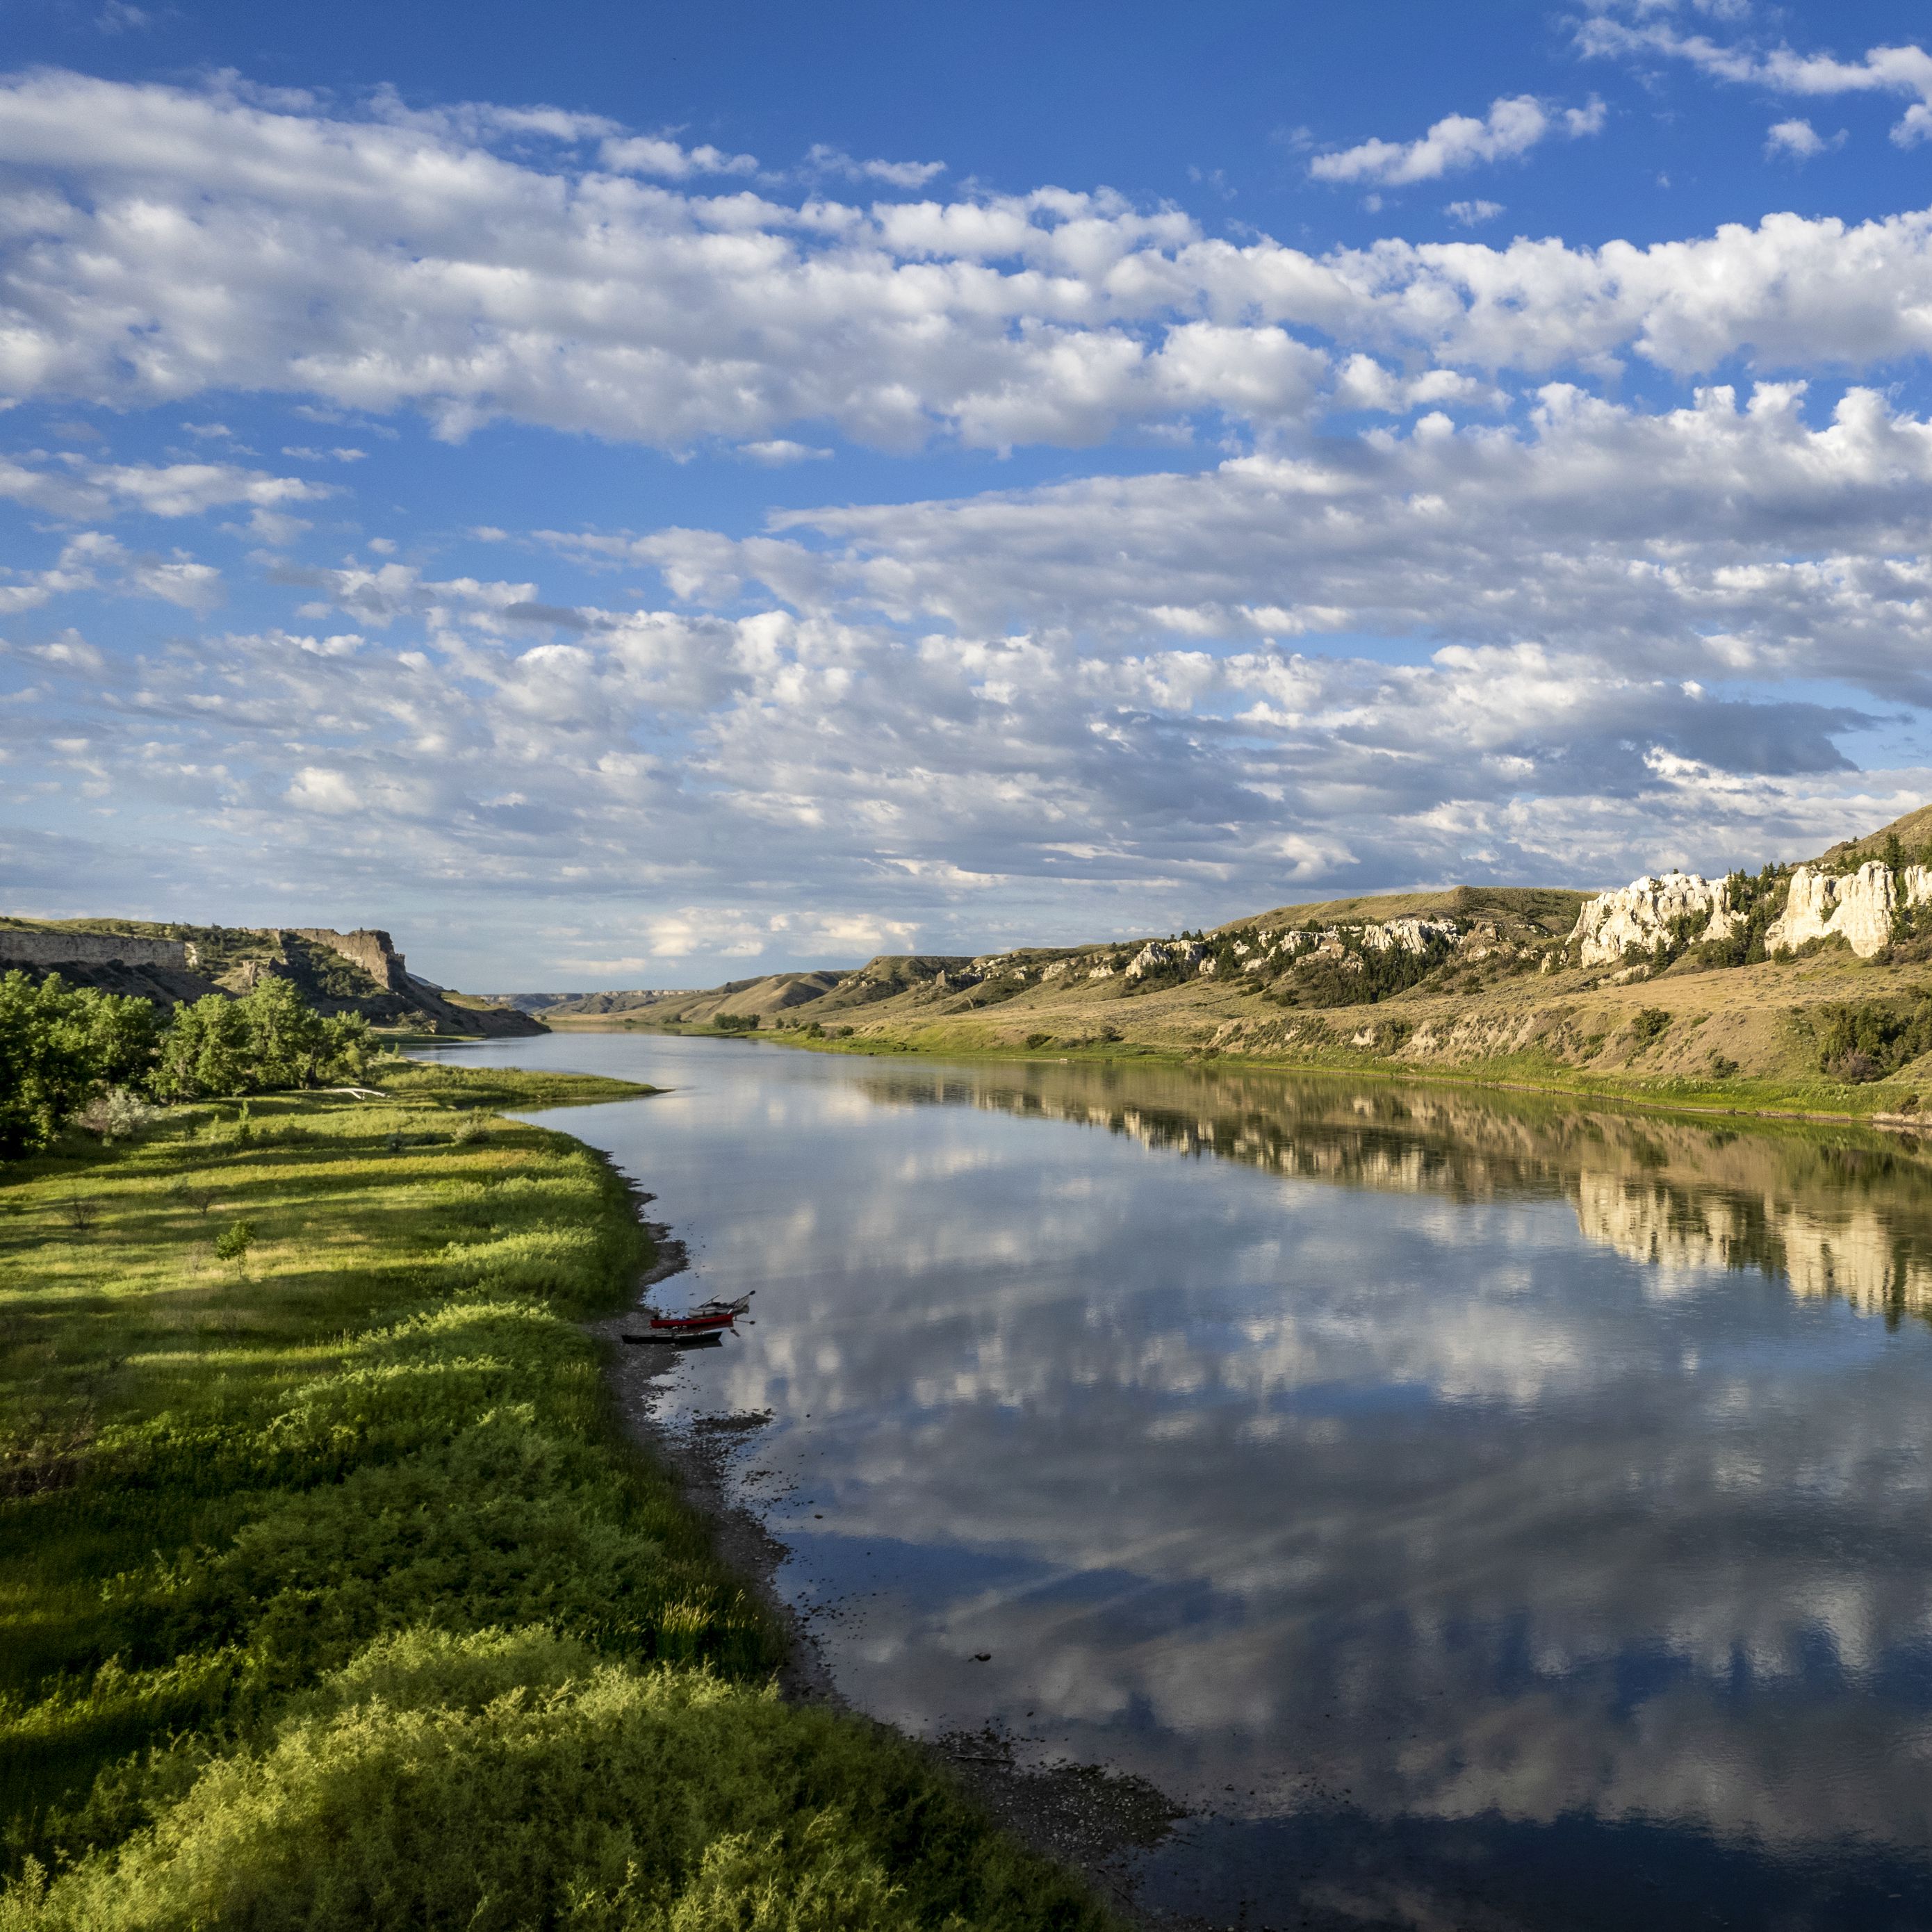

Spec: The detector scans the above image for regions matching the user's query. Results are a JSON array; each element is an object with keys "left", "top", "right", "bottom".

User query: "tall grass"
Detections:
[{"left": 0, "top": 1061, "right": 1108, "bottom": 1931}]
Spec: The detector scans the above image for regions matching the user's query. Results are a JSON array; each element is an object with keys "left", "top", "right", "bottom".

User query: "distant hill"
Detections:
[
  {"left": 0, "top": 919, "right": 544, "bottom": 1037},
  {"left": 526, "top": 803, "right": 1932, "bottom": 1094}
]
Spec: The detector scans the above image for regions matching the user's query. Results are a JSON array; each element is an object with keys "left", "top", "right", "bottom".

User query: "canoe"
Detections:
[{"left": 620, "top": 1290, "right": 753, "bottom": 1343}]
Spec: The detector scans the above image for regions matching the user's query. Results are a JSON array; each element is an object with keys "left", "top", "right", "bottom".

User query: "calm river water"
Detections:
[{"left": 433, "top": 1033, "right": 1932, "bottom": 1931}]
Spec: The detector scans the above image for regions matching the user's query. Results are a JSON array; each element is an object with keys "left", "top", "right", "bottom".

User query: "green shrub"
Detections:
[
  {"left": 1628, "top": 1008, "right": 1673, "bottom": 1051},
  {"left": 711, "top": 1013, "right": 759, "bottom": 1033},
  {"left": 1815, "top": 994, "right": 1932, "bottom": 1082},
  {"left": 3, "top": 1628, "right": 1100, "bottom": 1932},
  {"left": 211, "top": 1221, "right": 256, "bottom": 1268}
]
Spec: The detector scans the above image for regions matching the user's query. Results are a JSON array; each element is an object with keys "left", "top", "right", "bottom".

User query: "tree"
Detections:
[
  {"left": 152, "top": 981, "right": 373, "bottom": 1100},
  {"left": 234, "top": 975, "right": 330, "bottom": 1088},
  {"left": 152, "top": 994, "right": 254, "bottom": 1101},
  {"left": 0, "top": 971, "right": 159, "bottom": 1158}
]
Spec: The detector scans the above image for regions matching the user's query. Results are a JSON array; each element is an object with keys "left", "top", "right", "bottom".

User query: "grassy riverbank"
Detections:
[
  {"left": 614, "top": 1010, "right": 1932, "bottom": 1133},
  {"left": 0, "top": 1061, "right": 1110, "bottom": 1930}
]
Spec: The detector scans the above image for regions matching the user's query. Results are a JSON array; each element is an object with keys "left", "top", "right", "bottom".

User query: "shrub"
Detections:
[
  {"left": 81, "top": 1090, "right": 158, "bottom": 1143},
  {"left": 213, "top": 1220, "right": 256, "bottom": 1268},
  {"left": 712, "top": 1013, "right": 759, "bottom": 1033},
  {"left": 1628, "top": 1008, "right": 1673, "bottom": 1050},
  {"left": 1025, "top": 1033, "right": 1054, "bottom": 1049},
  {"left": 1815, "top": 994, "right": 1932, "bottom": 1082}
]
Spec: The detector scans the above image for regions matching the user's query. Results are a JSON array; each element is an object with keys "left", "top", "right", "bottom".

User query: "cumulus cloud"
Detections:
[
  {"left": 5, "top": 65, "right": 1932, "bottom": 974},
  {"left": 598, "top": 381, "right": 1932, "bottom": 705},
  {"left": 599, "top": 133, "right": 758, "bottom": 177},
  {"left": 738, "top": 439, "right": 833, "bottom": 465},
  {"left": 1309, "top": 95, "right": 1601, "bottom": 188},
  {"left": 1445, "top": 199, "right": 1505, "bottom": 227},
  {"left": 10, "top": 68, "right": 1932, "bottom": 470}
]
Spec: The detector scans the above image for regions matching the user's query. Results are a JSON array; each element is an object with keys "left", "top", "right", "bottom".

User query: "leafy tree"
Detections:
[
  {"left": 213, "top": 1218, "right": 257, "bottom": 1269},
  {"left": 152, "top": 981, "right": 372, "bottom": 1100},
  {"left": 151, "top": 993, "right": 254, "bottom": 1101},
  {"left": 0, "top": 971, "right": 158, "bottom": 1158}
]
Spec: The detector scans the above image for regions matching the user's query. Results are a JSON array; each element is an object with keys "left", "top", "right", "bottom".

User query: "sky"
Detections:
[{"left": 4, "top": 1, "right": 1932, "bottom": 989}]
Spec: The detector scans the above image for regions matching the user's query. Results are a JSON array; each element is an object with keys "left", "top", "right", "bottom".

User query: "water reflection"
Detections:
[
  {"left": 863, "top": 1061, "right": 1932, "bottom": 1325},
  {"left": 448, "top": 1035, "right": 1932, "bottom": 1931}
]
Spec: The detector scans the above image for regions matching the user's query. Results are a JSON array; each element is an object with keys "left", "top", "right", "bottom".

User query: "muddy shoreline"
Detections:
[{"left": 589, "top": 1186, "right": 1193, "bottom": 1929}]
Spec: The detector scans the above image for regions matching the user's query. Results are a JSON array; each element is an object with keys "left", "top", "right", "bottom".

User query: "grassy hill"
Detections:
[{"left": 575, "top": 807, "right": 1932, "bottom": 1115}]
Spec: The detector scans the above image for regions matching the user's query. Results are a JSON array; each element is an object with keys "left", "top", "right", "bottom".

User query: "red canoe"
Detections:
[{"left": 622, "top": 1291, "right": 753, "bottom": 1343}]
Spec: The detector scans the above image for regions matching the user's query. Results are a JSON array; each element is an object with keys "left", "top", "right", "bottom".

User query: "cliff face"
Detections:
[
  {"left": 1766, "top": 862, "right": 1932, "bottom": 959},
  {"left": 1568, "top": 873, "right": 1737, "bottom": 966},
  {"left": 285, "top": 926, "right": 414, "bottom": 996},
  {"left": 0, "top": 920, "right": 545, "bottom": 1036},
  {"left": 0, "top": 928, "right": 195, "bottom": 973}
]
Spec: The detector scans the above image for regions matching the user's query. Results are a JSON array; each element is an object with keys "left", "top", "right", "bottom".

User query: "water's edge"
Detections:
[{"left": 589, "top": 1165, "right": 1188, "bottom": 1929}]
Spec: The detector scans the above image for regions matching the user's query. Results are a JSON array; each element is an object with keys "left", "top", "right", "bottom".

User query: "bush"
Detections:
[
  {"left": 1815, "top": 994, "right": 1932, "bottom": 1082},
  {"left": 1025, "top": 1033, "right": 1054, "bottom": 1049},
  {"left": 212, "top": 1220, "right": 256, "bottom": 1269},
  {"left": 3, "top": 1629, "right": 1101, "bottom": 1932},
  {"left": 1628, "top": 1008, "right": 1673, "bottom": 1050},
  {"left": 78, "top": 1090, "right": 158, "bottom": 1143},
  {"left": 711, "top": 1013, "right": 759, "bottom": 1033}
]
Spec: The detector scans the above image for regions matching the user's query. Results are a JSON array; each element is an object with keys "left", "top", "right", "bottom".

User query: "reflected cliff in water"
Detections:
[
  {"left": 439, "top": 1034, "right": 1932, "bottom": 1931},
  {"left": 856, "top": 1060, "right": 1932, "bottom": 1324}
]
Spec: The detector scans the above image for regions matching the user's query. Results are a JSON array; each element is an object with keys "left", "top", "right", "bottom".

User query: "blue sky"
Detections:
[{"left": 3, "top": 0, "right": 1932, "bottom": 987}]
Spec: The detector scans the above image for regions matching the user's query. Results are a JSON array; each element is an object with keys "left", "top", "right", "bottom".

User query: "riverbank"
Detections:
[
  {"left": 0, "top": 1060, "right": 1114, "bottom": 1930},
  {"left": 582, "top": 1010, "right": 1932, "bottom": 1138}
]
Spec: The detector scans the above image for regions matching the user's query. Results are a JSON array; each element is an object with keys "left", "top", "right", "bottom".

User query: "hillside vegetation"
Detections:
[
  {"left": 563, "top": 809, "right": 1932, "bottom": 1118},
  {"left": 0, "top": 1063, "right": 1110, "bottom": 1931}
]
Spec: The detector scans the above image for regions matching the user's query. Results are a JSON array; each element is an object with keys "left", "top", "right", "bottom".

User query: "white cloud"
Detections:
[
  {"left": 0, "top": 452, "right": 333, "bottom": 521},
  {"left": 738, "top": 439, "right": 833, "bottom": 464},
  {"left": 4, "top": 65, "right": 1932, "bottom": 969},
  {"left": 1309, "top": 95, "right": 1601, "bottom": 187},
  {"left": 40, "top": 530, "right": 224, "bottom": 611},
  {"left": 803, "top": 144, "right": 946, "bottom": 188},
  {"left": 1580, "top": 15, "right": 1932, "bottom": 146},
  {"left": 599, "top": 133, "right": 758, "bottom": 178},
  {"left": 7, "top": 70, "right": 1932, "bottom": 463},
  {"left": 1445, "top": 199, "right": 1505, "bottom": 227},
  {"left": 1764, "top": 118, "right": 1844, "bottom": 160}
]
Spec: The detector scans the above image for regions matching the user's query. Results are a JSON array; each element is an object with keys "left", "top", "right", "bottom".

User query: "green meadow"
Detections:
[{"left": 0, "top": 1060, "right": 1108, "bottom": 1931}]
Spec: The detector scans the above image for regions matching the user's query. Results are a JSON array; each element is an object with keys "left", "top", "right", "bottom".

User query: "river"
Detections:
[{"left": 425, "top": 1031, "right": 1932, "bottom": 1931}]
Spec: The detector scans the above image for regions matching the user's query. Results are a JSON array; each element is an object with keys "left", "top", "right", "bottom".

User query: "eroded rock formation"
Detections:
[
  {"left": 1765, "top": 862, "right": 1932, "bottom": 959},
  {"left": 1568, "top": 873, "right": 1737, "bottom": 966}
]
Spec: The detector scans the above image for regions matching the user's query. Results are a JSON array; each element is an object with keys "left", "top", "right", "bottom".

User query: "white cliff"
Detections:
[
  {"left": 1569, "top": 872, "right": 1736, "bottom": 967},
  {"left": 1124, "top": 940, "right": 1207, "bottom": 980},
  {"left": 1765, "top": 861, "right": 1932, "bottom": 959}
]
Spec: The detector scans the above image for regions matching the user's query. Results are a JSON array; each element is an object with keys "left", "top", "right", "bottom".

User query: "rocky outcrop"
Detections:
[
  {"left": 286, "top": 926, "right": 413, "bottom": 994},
  {"left": 1765, "top": 862, "right": 1932, "bottom": 959},
  {"left": 1363, "top": 916, "right": 1460, "bottom": 955},
  {"left": 0, "top": 928, "right": 194, "bottom": 973},
  {"left": 1569, "top": 873, "right": 1736, "bottom": 966},
  {"left": 1125, "top": 940, "right": 1206, "bottom": 980}
]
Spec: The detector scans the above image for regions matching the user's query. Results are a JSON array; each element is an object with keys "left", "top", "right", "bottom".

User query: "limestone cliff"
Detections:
[
  {"left": 0, "top": 919, "right": 543, "bottom": 1035},
  {"left": 1765, "top": 862, "right": 1932, "bottom": 959},
  {"left": 1567, "top": 872, "right": 1737, "bottom": 966}
]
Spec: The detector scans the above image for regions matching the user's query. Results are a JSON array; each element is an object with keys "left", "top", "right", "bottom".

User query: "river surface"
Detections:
[{"left": 429, "top": 1033, "right": 1932, "bottom": 1931}]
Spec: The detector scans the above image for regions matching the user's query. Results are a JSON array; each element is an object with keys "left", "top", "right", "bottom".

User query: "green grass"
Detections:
[{"left": 0, "top": 1062, "right": 1111, "bottom": 1931}]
